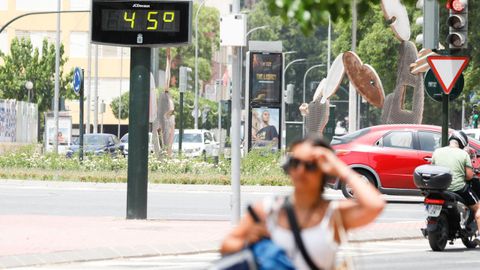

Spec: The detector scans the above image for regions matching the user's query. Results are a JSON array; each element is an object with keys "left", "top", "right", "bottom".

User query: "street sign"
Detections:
[
  {"left": 427, "top": 55, "right": 469, "bottom": 94},
  {"left": 73, "top": 67, "right": 82, "bottom": 96},
  {"left": 91, "top": 0, "right": 192, "bottom": 47},
  {"left": 424, "top": 69, "right": 463, "bottom": 102}
]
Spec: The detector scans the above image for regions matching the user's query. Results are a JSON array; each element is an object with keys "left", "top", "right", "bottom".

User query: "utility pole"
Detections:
[
  {"left": 94, "top": 45, "right": 99, "bottom": 133},
  {"left": 348, "top": 0, "right": 358, "bottom": 133},
  {"left": 424, "top": 0, "right": 439, "bottom": 49},
  {"left": 328, "top": 15, "right": 332, "bottom": 71},
  {"left": 87, "top": 41, "right": 92, "bottom": 134},
  {"left": 231, "top": 0, "right": 241, "bottom": 224},
  {"left": 53, "top": 0, "right": 61, "bottom": 154},
  {"left": 194, "top": 0, "right": 206, "bottom": 130},
  {"left": 118, "top": 48, "right": 123, "bottom": 138}
]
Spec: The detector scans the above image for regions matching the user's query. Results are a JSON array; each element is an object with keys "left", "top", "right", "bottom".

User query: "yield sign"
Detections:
[{"left": 427, "top": 56, "right": 469, "bottom": 95}]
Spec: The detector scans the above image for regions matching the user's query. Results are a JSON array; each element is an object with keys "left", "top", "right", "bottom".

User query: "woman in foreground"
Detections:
[{"left": 220, "top": 136, "right": 385, "bottom": 270}]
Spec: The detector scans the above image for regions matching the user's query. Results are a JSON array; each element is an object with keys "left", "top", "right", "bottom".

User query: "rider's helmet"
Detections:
[{"left": 448, "top": 130, "right": 469, "bottom": 149}]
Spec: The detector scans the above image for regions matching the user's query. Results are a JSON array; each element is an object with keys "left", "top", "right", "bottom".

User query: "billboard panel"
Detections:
[
  {"left": 45, "top": 115, "right": 72, "bottom": 153},
  {"left": 249, "top": 52, "right": 282, "bottom": 104},
  {"left": 250, "top": 107, "right": 280, "bottom": 150}
]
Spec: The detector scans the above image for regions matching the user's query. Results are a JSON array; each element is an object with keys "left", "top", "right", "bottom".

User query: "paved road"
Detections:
[
  {"left": 0, "top": 180, "right": 425, "bottom": 222},
  {"left": 16, "top": 239, "right": 480, "bottom": 270}
]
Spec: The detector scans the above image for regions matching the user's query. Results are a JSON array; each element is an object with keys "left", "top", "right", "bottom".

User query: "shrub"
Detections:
[{"left": 0, "top": 146, "right": 289, "bottom": 185}]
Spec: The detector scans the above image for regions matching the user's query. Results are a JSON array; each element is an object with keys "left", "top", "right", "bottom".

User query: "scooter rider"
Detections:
[{"left": 431, "top": 130, "right": 480, "bottom": 239}]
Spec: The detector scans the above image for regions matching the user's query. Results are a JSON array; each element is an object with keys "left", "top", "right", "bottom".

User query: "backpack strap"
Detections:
[{"left": 283, "top": 197, "right": 323, "bottom": 270}]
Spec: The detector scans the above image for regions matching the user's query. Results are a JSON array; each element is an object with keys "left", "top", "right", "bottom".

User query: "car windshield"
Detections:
[
  {"left": 331, "top": 128, "right": 371, "bottom": 145},
  {"left": 174, "top": 133, "right": 202, "bottom": 143},
  {"left": 84, "top": 135, "right": 108, "bottom": 146},
  {"left": 120, "top": 134, "right": 128, "bottom": 143}
]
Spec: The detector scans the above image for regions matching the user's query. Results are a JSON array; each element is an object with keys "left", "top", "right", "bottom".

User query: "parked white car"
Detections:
[
  {"left": 172, "top": 129, "right": 219, "bottom": 158},
  {"left": 120, "top": 132, "right": 154, "bottom": 156}
]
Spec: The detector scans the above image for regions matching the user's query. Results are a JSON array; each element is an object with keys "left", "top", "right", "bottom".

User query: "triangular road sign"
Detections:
[{"left": 427, "top": 56, "right": 469, "bottom": 95}]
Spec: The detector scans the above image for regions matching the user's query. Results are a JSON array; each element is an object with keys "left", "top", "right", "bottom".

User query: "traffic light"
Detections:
[
  {"left": 446, "top": 0, "right": 468, "bottom": 49},
  {"left": 179, "top": 66, "right": 192, "bottom": 93},
  {"left": 285, "top": 84, "right": 294, "bottom": 104}
]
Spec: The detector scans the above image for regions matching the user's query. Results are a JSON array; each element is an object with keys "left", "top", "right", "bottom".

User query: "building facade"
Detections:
[{"left": 0, "top": 0, "right": 235, "bottom": 134}]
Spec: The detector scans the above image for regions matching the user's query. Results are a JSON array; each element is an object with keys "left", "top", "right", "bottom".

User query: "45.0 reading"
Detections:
[
  {"left": 123, "top": 11, "right": 174, "bottom": 30},
  {"left": 102, "top": 9, "right": 180, "bottom": 32}
]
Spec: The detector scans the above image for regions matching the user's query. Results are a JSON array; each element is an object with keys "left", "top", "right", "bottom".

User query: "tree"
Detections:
[
  {"left": 168, "top": 87, "right": 219, "bottom": 130},
  {"left": 110, "top": 91, "right": 129, "bottom": 120},
  {"left": 263, "top": 0, "right": 479, "bottom": 129},
  {"left": 264, "top": 0, "right": 428, "bottom": 35},
  {"left": 0, "top": 38, "right": 74, "bottom": 113},
  {"left": 158, "top": 3, "right": 220, "bottom": 88},
  {"left": 112, "top": 88, "right": 221, "bottom": 129}
]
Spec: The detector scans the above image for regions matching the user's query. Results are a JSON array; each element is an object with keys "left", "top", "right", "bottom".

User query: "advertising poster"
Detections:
[
  {"left": 45, "top": 116, "right": 72, "bottom": 153},
  {"left": 250, "top": 107, "right": 280, "bottom": 149},
  {"left": 249, "top": 52, "right": 282, "bottom": 104}
]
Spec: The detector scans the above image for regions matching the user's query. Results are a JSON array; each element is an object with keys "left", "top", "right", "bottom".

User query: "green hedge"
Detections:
[{"left": 0, "top": 146, "right": 290, "bottom": 185}]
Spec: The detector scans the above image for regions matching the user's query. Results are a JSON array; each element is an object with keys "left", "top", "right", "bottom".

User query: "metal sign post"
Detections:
[
  {"left": 91, "top": 0, "right": 192, "bottom": 220},
  {"left": 73, "top": 67, "right": 84, "bottom": 161},
  {"left": 126, "top": 48, "right": 151, "bottom": 219},
  {"left": 427, "top": 55, "right": 469, "bottom": 146}
]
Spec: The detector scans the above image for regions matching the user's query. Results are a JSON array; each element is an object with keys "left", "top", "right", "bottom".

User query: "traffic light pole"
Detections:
[
  {"left": 231, "top": 0, "right": 241, "bottom": 225},
  {"left": 126, "top": 47, "right": 151, "bottom": 220},
  {"left": 424, "top": 0, "right": 439, "bottom": 49}
]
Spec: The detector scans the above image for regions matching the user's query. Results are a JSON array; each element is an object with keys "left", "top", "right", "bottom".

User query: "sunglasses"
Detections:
[{"left": 287, "top": 157, "right": 318, "bottom": 172}]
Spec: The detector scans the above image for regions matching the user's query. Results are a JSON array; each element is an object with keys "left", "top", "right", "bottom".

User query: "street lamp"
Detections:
[
  {"left": 194, "top": 0, "right": 206, "bottom": 130},
  {"left": 25, "top": 80, "right": 33, "bottom": 103},
  {"left": 281, "top": 57, "right": 306, "bottom": 151},
  {"left": 246, "top": 25, "right": 268, "bottom": 39},
  {"left": 25, "top": 80, "right": 34, "bottom": 143},
  {"left": 242, "top": 25, "right": 269, "bottom": 80},
  {"left": 302, "top": 64, "right": 325, "bottom": 136}
]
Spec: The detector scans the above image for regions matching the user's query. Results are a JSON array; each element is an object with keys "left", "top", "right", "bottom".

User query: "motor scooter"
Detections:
[{"left": 414, "top": 165, "right": 478, "bottom": 251}]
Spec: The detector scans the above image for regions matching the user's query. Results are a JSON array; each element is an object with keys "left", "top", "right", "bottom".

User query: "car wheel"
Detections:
[{"left": 341, "top": 169, "right": 377, "bottom": 199}]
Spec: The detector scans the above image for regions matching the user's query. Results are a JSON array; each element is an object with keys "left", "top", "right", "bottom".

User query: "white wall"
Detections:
[
  {"left": 69, "top": 0, "right": 89, "bottom": 10},
  {"left": 16, "top": 0, "right": 57, "bottom": 11},
  {"left": 85, "top": 78, "right": 130, "bottom": 104},
  {"left": 0, "top": 0, "right": 7, "bottom": 10},
  {"left": 69, "top": 31, "right": 88, "bottom": 58}
]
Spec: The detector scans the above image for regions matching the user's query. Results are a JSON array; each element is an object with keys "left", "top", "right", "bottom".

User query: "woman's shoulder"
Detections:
[{"left": 261, "top": 195, "right": 286, "bottom": 214}]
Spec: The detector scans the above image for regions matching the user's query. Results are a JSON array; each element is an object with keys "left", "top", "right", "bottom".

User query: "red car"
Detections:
[{"left": 329, "top": 124, "right": 480, "bottom": 198}]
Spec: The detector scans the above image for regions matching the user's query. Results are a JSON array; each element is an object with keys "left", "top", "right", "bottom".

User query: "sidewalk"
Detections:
[{"left": 0, "top": 215, "right": 424, "bottom": 269}]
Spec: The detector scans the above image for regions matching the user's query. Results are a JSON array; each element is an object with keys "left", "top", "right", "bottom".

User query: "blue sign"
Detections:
[{"left": 73, "top": 67, "right": 82, "bottom": 95}]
